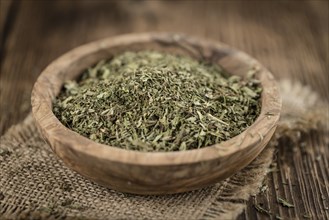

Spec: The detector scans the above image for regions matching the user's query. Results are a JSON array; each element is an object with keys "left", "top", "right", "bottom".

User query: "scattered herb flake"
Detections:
[
  {"left": 275, "top": 215, "right": 283, "bottom": 220},
  {"left": 303, "top": 213, "right": 312, "bottom": 218},
  {"left": 254, "top": 204, "right": 271, "bottom": 216},
  {"left": 277, "top": 197, "right": 294, "bottom": 208}
]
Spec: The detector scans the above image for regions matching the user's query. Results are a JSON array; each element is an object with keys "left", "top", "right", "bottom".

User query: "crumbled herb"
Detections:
[
  {"left": 61, "top": 198, "right": 73, "bottom": 207},
  {"left": 260, "top": 184, "right": 268, "bottom": 193},
  {"left": 68, "top": 203, "right": 88, "bottom": 211},
  {"left": 60, "top": 182, "right": 72, "bottom": 192},
  {"left": 303, "top": 213, "right": 312, "bottom": 218},
  {"left": 277, "top": 197, "right": 295, "bottom": 208},
  {"left": 0, "top": 148, "right": 11, "bottom": 157},
  {"left": 254, "top": 203, "right": 271, "bottom": 215},
  {"left": 275, "top": 215, "right": 283, "bottom": 220},
  {"left": 53, "top": 51, "right": 262, "bottom": 152}
]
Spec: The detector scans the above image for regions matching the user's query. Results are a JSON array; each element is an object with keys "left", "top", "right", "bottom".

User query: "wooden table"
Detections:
[{"left": 1, "top": 0, "right": 328, "bottom": 219}]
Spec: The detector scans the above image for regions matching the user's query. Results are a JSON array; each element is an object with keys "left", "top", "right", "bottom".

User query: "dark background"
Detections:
[{"left": 0, "top": 0, "right": 328, "bottom": 219}]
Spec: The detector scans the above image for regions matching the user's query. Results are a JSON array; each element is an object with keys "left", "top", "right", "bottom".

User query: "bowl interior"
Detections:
[{"left": 32, "top": 33, "right": 281, "bottom": 166}]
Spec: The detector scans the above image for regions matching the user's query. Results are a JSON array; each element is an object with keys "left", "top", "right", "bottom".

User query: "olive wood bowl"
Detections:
[{"left": 31, "top": 33, "right": 281, "bottom": 195}]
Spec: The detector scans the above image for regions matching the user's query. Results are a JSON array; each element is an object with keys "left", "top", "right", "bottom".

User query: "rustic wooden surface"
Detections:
[{"left": 0, "top": 0, "right": 328, "bottom": 218}]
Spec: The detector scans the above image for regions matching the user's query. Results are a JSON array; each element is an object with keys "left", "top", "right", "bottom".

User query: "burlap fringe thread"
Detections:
[{"left": 0, "top": 80, "right": 328, "bottom": 220}]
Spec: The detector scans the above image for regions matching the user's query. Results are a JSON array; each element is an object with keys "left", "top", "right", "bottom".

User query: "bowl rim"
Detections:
[{"left": 31, "top": 32, "right": 281, "bottom": 166}]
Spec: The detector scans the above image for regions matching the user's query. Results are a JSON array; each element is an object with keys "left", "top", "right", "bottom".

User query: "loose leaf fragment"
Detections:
[
  {"left": 254, "top": 204, "right": 271, "bottom": 215},
  {"left": 277, "top": 197, "right": 295, "bottom": 208}
]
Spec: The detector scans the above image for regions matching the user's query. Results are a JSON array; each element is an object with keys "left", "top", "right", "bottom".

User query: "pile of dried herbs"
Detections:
[{"left": 53, "top": 51, "right": 262, "bottom": 152}]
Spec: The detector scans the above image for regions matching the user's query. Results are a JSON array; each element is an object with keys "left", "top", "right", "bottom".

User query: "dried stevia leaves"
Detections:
[{"left": 53, "top": 51, "right": 262, "bottom": 152}]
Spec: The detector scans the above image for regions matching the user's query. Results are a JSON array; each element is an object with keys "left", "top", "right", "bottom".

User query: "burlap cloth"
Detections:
[{"left": 0, "top": 80, "right": 327, "bottom": 220}]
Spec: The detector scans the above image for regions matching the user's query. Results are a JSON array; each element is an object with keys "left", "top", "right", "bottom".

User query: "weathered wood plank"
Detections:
[
  {"left": 0, "top": 0, "right": 14, "bottom": 41},
  {"left": 0, "top": 1, "right": 327, "bottom": 219}
]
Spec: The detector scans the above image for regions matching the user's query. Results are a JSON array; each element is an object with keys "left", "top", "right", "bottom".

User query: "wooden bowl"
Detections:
[{"left": 31, "top": 33, "right": 281, "bottom": 195}]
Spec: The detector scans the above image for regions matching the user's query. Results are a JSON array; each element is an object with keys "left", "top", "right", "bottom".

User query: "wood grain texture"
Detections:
[
  {"left": 0, "top": 0, "right": 328, "bottom": 217},
  {"left": 31, "top": 33, "right": 281, "bottom": 194},
  {"left": 0, "top": 0, "right": 15, "bottom": 41}
]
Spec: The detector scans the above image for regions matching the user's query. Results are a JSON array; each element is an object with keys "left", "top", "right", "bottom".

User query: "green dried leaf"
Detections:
[
  {"left": 277, "top": 197, "right": 295, "bottom": 208},
  {"left": 254, "top": 204, "right": 271, "bottom": 215},
  {"left": 275, "top": 215, "right": 283, "bottom": 220},
  {"left": 303, "top": 213, "right": 311, "bottom": 218}
]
